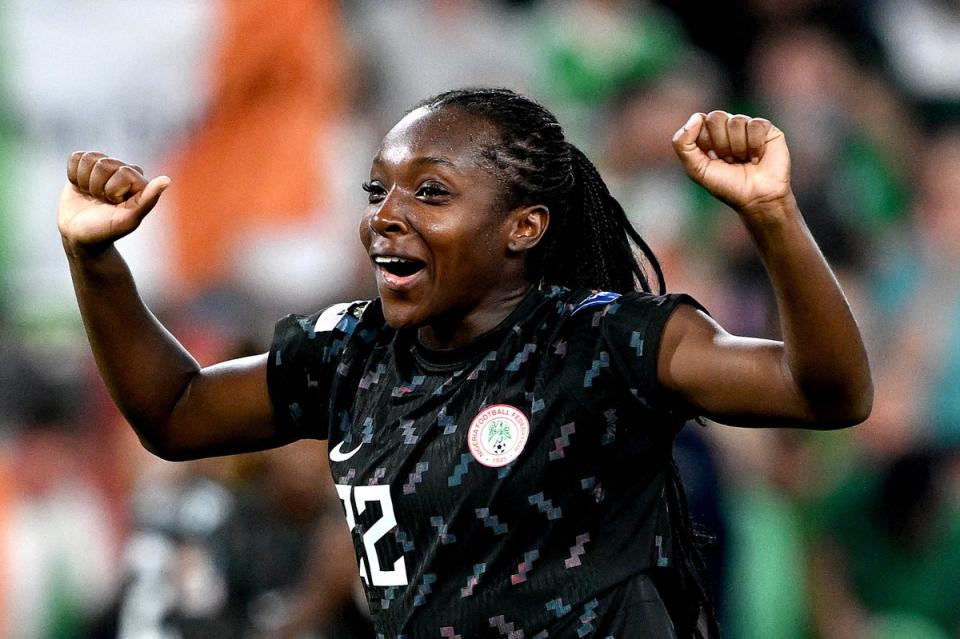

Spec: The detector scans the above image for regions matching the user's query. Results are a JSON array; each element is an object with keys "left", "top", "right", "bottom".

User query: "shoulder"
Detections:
[
  {"left": 270, "top": 299, "right": 387, "bottom": 367},
  {"left": 310, "top": 299, "right": 381, "bottom": 336},
  {"left": 564, "top": 287, "right": 706, "bottom": 327}
]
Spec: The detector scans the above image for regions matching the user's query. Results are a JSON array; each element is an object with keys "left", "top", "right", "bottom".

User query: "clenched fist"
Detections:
[
  {"left": 672, "top": 111, "right": 792, "bottom": 219},
  {"left": 58, "top": 151, "right": 170, "bottom": 255}
]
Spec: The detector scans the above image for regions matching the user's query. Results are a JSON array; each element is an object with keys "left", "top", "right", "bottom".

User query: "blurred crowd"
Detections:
[{"left": 1, "top": 0, "right": 959, "bottom": 637}]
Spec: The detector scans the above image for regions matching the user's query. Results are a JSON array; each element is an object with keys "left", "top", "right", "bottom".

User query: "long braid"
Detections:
[
  {"left": 665, "top": 460, "right": 723, "bottom": 639},
  {"left": 414, "top": 88, "right": 716, "bottom": 638}
]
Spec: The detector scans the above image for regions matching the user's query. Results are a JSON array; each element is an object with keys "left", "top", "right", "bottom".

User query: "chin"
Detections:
[{"left": 380, "top": 299, "right": 427, "bottom": 330}]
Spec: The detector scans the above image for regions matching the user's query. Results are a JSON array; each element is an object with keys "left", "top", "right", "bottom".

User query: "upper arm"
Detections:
[
  {"left": 656, "top": 304, "right": 817, "bottom": 427},
  {"left": 159, "top": 352, "right": 294, "bottom": 460}
]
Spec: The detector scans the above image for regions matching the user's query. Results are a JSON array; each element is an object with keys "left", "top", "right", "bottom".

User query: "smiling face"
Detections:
[{"left": 359, "top": 106, "right": 547, "bottom": 347}]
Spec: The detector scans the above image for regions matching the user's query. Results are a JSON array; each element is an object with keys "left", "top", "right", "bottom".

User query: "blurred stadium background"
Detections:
[{"left": 1, "top": 0, "right": 959, "bottom": 637}]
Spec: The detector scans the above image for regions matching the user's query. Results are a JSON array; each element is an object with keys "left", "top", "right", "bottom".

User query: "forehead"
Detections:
[{"left": 375, "top": 106, "right": 499, "bottom": 169}]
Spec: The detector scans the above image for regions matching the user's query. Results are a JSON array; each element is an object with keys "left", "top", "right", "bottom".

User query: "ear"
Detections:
[{"left": 505, "top": 204, "right": 549, "bottom": 253}]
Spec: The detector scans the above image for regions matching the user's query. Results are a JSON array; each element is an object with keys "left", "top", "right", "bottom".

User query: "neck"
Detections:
[{"left": 417, "top": 283, "right": 534, "bottom": 350}]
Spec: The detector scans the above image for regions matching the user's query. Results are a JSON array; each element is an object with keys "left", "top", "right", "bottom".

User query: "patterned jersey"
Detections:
[{"left": 267, "top": 284, "right": 701, "bottom": 638}]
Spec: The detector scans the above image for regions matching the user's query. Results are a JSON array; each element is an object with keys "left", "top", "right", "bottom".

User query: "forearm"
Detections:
[
  {"left": 742, "top": 194, "right": 872, "bottom": 422},
  {"left": 67, "top": 242, "right": 200, "bottom": 448}
]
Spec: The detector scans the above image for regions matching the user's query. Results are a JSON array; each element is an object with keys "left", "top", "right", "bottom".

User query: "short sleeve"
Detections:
[
  {"left": 267, "top": 301, "right": 368, "bottom": 439},
  {"left": 598, "top": 292, "right": 706, "bottom": 416}
]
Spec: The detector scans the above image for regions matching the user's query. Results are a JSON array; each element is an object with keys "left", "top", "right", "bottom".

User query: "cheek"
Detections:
[{"left": 358, "top": 212, "right": 373, "bottom": 248}]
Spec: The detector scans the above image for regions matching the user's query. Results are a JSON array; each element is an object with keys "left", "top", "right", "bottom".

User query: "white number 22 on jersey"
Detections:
[{"left": 335, "top": 484, "right": 409, "bottom": 586}]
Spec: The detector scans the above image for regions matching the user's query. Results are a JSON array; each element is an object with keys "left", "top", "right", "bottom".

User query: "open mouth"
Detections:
[{"left": 373, "top": 256, "right": 426, "bottom": 279}]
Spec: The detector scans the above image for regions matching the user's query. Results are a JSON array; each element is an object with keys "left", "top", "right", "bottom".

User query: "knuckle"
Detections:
[
  {"left": 80, "top": 151, "right": 105, "bottom": 163},
  {"left": 92, "top": 156, "right": 116, "bottom": 172}
]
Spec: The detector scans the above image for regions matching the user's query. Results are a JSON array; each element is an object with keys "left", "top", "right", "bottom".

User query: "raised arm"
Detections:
[
  {"left": 60, "top": 152, "right": 291, "bottom": 459},
  {"left": 659, "top": 111, "right": 872, "bottom": 428}
]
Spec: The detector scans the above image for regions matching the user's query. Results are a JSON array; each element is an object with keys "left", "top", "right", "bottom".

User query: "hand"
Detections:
[
  {"left": 58, "top": 151, "right": 170, "bottom": 255},
  {"left": 672, "top": 111, "right": 792, "bottom": 218}
]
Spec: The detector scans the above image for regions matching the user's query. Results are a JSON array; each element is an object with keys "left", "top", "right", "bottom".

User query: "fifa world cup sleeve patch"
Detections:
[{"left": 572, "top": 291, "right": 622, "bottom": 316}]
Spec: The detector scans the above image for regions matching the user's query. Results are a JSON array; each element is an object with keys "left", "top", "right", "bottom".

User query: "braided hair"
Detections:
[
  {"left": 414, "top": 88, "right": 719, "bottom": 638},
  {"left": 413, "top": 88, "right": 664, "bottom": 294}
]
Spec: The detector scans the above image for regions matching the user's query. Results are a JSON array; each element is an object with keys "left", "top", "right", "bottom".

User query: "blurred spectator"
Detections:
[
  {"left": 749, "top": 26, "right": 897, "bottom": 267},
  {"left": 167, "top": 0, "right": 356, "bottom": 306},
  {"left": 349, "top": 0, "right": 537, "bottom": 132},
  {"left": 0, "top": 352, "right": 118, "bottom": 639},
  {"left": 866, "top": 128, "right": 960, "bottom": 451},
  {"left": 597, "top": 57, "right": 730, "bottom": 308},
  {"left": 531, "top": 0, "right": 692, "bottom": 144},
  {"left": 712, "top": 426, "right": 841, "bottom": 639},
  {"left": 871, "top": 0, "right": 960, "bottom": 126},
  {"left": 1, "top": 0, "right": 215, "bottom": 318},
  {"left": 108, "top": 445, "right": 369, "bottom": 639},
  {"left": 811, "top": 448, "right": 960, "bottom": 639},
  {"left": 92, "top": 314, "right": 370, "bottom": 639}
]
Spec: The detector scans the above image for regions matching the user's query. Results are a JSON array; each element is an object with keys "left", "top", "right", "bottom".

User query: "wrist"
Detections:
[
  {"left": 737, "top": 191, "right": 799, "bottom": 225},
  {"left": 61, "top": 234, "right": 113, "bottom": 262}
]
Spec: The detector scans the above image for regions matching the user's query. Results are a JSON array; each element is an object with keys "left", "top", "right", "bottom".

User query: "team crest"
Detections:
[{"left": 467, "top": 404, "right": 530, "bottom": 468}]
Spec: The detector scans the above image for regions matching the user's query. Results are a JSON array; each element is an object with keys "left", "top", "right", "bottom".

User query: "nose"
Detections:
[{"left": 367, "top": 190, "right": 409, "bottom": 237}]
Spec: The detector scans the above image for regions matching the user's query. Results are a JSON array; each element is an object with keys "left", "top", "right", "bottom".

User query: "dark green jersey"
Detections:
[{"left": 268, "top": 284, "right": 700, "bottom": 638}]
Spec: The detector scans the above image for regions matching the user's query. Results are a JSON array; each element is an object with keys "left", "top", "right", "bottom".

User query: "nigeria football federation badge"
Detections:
[{"left": 467, "top": 404, "right": 530, "bottom": 467}]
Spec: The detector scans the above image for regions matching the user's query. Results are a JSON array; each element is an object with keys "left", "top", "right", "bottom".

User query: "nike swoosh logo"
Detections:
[{"left": 329, "top": 440, "right": 364, "bottom": 462}]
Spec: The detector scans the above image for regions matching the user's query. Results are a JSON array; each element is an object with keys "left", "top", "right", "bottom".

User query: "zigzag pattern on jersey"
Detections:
[
  {"left": 413, "top": 573, "right": 437, "bottom": 606},
  {"left": 438, "top": 407, "right": 457, "bottom": 435},
  {"left": 510, "top": 549, "right": 540, "bottom": 585},
  {"left": 564, "top": 533, "right": 591, "bottom": 568},
  {"left": 377, "top": 586, "right": 399, "bottom": 611},
  {"left": 402, "top": 462, "right": 429, "bottom": 495},
  {"left": 505, "top": 343, "right": 537, "bottom": 372},
  {"left": 433, "top": 370, "right": 464, "bottom": 396},
  {"left": 497, "top": 460, "right": 517, "bottom": 480},
  {"left": 581, "top": 476, "right": 605, "bottom": 503},
  {"left": 430, "top": 515, "right": 457, "bottom": 544},
  {"left": 358, "top": 362, "right": 386, "bottom": 390},
  {"left": 548, "top": 422, "right": 576, "bottom": 461},
  {"left": 601, "top": 408, "right": 618, "bottom": 446},
  {"left": 392, "top": 374, "right": 426, "bottom": 397},
  {"left": 583, "top": 351, "right": 610, "bottom": 387},
  {"left": 466, "top": 351, "right": 498, "bottom": 380},
  {"left": 630, "top": 331, "right": 644, "bottom": 357},
  {"left": 576, "top": 599, "right": 601, "bottom": 637},
  {"left": 460, "top": 563, "right": 487, "bottom": 598},
  {"left": 546, "top": 596, "right": 572, "bottom": 619},
  {"left": 553, "top": 338, "right": 567, "bottom": 357},
  {"left": 396, "top": 527, "right": 415, "bottom": 553},
  {"left": 489, "top": 614, "right": 524, "bottom": 638},
  {"left": 400, "top": 419, "right": 418, "bottom": 444},
  {"left": 440, "top": 627, "right": 463, "bottom": 639},
  {"left": 475, "top": 508, "right": 509, "bottom": 535},
  {"left": 367, "top": 467, "right": 387, "bottom": 485},
  {"left": 336, "top": 467, "right": 355, "bottom": 484},
  {"left": 528, "top": 492, "right": 562, "bottom": 520},
  {"left": 448, "top": 453, "right": 473, "bottom": 487},
  {"left": 527, "top": 391, "right": 546, "bottom": 414}
]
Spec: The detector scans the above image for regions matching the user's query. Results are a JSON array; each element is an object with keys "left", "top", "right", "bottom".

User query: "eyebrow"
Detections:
[{"left": 371, "top": 154, "right": 461, "bottom": 172}]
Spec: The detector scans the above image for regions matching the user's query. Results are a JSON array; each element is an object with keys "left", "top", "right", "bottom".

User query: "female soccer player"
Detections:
[{"left": 59, "top": 88, "right": 871, "bottom": 638}]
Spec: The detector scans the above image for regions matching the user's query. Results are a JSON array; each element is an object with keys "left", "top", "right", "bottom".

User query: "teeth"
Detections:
[{"left": 374, "top": 256, "right": 415, "bottom": 264}]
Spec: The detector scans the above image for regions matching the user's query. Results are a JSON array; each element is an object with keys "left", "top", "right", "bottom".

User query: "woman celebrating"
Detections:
[{"left": 59, "top": 88, "right": 871, "bottom": 638}]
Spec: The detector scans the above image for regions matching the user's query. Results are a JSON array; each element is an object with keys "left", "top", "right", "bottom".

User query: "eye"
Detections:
[
  {"left": 416, "top": 182, "right": 450, "bottom": 200},
  {"left": 362, "top": 181, "right": 386, "bottom": 203}
]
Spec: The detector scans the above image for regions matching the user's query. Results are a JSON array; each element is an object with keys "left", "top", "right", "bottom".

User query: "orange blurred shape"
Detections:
[{"left": 169, "top": 0, "right": 348, "bottom": 295}]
